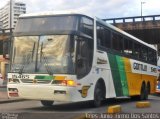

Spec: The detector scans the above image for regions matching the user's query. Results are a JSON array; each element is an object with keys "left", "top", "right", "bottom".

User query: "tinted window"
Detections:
[
  {"left": 104, "top": 29, "right": 111, "bottom": 48},
  {"left": 128, "top": 40, "right": 133, "bottom": 55},
  {"left": 80, "top": 17, "right": 93, "bottom": 38},
  {"left": 76, "top": 37, "right": 94, "bottom": 79},
  {"left": 112, "top": 32, "right": 123, "bottom": 52},
  {"left": 123, "top": 38, "right": 129, "bottom": 54},
  {"left": 148, "top": 49, "right": 154, "bottom": 63},
  {"left": 97, "top": 25, "right": 104, "bottom": 46},
  {"left": 97, "top": 23, "right": 111, "bottom": 48},
  {"left": 141, "top": 46, "right": 148, "bottom": 61},
  {"left": 133, "top": 42, "right": 141, "bottom": 58},
  {"left": 15, "top": 15, "right": 79, "bottom": 35}
]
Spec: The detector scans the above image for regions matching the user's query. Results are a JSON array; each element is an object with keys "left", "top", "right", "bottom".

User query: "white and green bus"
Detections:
[{"left": 7, "top": 12, "right": 157, "bottom": 107}]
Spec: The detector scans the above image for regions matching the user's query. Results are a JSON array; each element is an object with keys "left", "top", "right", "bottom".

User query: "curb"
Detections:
[
  {"left": 0, "top": 99, "right": 26, "bottom": 104},
  {"left": 136, "top": 101, "right": 151, "bottom": 108},
  {"left": 107, "top": 105, "right": 121, "bottom": 113}
]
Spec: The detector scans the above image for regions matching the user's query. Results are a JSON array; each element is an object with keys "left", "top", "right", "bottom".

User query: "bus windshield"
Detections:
[{"left": 11, "top": 35, "right": 76, "bottom": 74}]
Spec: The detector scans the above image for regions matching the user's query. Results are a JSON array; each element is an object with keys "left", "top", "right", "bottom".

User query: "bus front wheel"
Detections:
[
  {"left": 92, "top": 82, "right": 104, "bottom": 107},
  {"left": 41, "top": 100, "right": 54, "bottom": 107}
]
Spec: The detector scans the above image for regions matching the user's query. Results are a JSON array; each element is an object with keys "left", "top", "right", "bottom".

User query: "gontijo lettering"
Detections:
[{"left": 133, "top": 62, "right": 147, "bottom": 71}]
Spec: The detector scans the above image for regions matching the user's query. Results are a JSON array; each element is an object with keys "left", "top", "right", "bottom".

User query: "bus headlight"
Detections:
[
  {"left": 8, "top": 78, "right": 20, "bottom": 83},
  {"left": 52, "top": 80, "right": 76, "bottom": 87}
]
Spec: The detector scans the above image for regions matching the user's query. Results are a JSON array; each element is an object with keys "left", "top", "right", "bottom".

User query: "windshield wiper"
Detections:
[
  {"left": 19, "top": 54, "right": 31, "bottom": 74},
  {"left": 40, "top": 43, "right": 54, "bottom": 75},
  {"left": 19, "top": 42, "right": 36, "bottom": 74}
]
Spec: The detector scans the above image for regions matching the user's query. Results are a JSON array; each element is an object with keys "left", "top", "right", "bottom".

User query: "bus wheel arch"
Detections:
[
  {"left": 41, "top": 100, "right": 54, "bottom": 107},
  {"left": 92, "top": 78, "right": 106, "bottom": 107}
]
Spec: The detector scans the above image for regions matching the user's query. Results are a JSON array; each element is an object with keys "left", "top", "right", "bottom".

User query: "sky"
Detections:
[{"left": 0, "top": 0, "right": 160, "bottom": 19}]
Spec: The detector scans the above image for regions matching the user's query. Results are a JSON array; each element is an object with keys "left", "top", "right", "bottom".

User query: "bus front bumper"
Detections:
[{"left": 7, "top": 84, "right": 79, "bottom": 102}]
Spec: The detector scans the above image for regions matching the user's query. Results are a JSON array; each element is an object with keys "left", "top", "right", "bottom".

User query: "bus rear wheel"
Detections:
[
  {"left": 131, "top": 83, "right": 148, "bottom": 101},
  {"left": 41, "top": 100, "right": 54, "bottom": 107},
  {"left": 139, "top": 83, "right": 148, "bottom": 100}
]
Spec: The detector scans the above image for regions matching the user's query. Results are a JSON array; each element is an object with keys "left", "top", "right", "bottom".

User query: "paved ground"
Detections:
[
  {"left": 0, "top": 87, "right": 24, "bottom": 104},
  {"left": 1, "top": 87, "right": 160, "bottom": 119},
  {"left": 0, "top": 87, "right": 8, "bottom": 99}
]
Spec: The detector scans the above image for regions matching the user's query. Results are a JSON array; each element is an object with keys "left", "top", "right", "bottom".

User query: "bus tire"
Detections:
[
  {"left": 41, "top": 100, "right": 54, "bottom": 107},
  {"left": 144, "top": 85, "right": 149, "bottom": 100},
  {"left": 139, "top": 82, "right": 146, "bottom": 100},
  {"left": 92, "top": 82, "right": 104, "bottom": 107},
  {"left": 147, "top": 82, "right": 150, "bottom": 94}
]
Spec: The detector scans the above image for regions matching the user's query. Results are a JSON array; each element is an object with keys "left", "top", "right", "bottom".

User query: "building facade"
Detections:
[
  {"left": 0, "top": 21, "right": 2, "bottom": 29},
  {"left": 0, "top": 0, "right": 26, "bottom": 29},
  {"left": 0, "top": 0, "right": 26, "bottom": 84}
]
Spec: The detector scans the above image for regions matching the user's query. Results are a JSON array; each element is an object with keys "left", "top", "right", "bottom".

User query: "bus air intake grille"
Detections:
[{"left": 20, "top": 79, "right": 52, "bottom": 84}]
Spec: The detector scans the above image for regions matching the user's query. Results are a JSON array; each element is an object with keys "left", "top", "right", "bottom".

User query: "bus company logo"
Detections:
[
  {"left": 97, "top": 58, "right": 107, "bottom": 64},
  {"left": 33, "top": 79, "right": 37, "bottom": 84}
]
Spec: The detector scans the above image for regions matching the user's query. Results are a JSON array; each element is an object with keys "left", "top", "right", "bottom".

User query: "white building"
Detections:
[
  {"left": 0, "top": 0, "right": 26, "bottom": 29},
  {"left": 0, "top": 21, "right": 2, "bottom": 29}
]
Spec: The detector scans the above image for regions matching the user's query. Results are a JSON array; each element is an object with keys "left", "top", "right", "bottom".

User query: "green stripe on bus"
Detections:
[
  {"left": 34, "top": 75, "right": 53, "bottom": 80},
  {"left": 108, "top": 53, "right": 123, "bottom": 96},
  {"left": 116, "top": 56, "right": 129, "bottom": 96}
]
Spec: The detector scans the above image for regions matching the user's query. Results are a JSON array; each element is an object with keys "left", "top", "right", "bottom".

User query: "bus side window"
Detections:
[
  {"left": 133, "top": 42, "right": 141, "bottom": 59},
  {"left": 112, "top": 32, "right": 123, "bottom": 52},
  {"left": 123, "top": 38, "right": 128, "bottom": 54},
  {"left": 148, "top": 49, "right": 154, "bottom": 63},
  {"left": 97, "top": 25, "right": 103, "bottom": 46},
  {"left": 141, "top": 46, "right": 148, "bottom": 61},
  {"left": 76, "top": 37, "right": 93, "bottom": 79},
  {"left": 80, "top": 17, "right": 93, "bottom": 38}
]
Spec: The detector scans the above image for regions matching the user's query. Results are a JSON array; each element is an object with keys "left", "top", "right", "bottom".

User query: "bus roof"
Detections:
[
  {"left": 19, "top": 11, "right": 93, "bottom": 18},
  {"left": 20, "top": 11, "right": 156, "bottom": 50}
]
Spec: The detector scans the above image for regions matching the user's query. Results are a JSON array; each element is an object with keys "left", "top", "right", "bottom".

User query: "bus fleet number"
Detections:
[{"left": 12, "top": 74, "right": 30, "bottom": 79}]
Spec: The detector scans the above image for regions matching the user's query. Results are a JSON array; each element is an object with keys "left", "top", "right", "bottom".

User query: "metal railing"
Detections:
[{"left": 103, "top": 15, "right": 160, "bottom": 24}]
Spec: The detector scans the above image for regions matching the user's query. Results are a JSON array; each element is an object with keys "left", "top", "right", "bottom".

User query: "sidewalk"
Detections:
[{"left": 0, "top": 87, "right": 25, "bottom": 104}]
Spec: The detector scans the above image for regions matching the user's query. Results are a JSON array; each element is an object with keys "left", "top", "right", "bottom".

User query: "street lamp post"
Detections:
[
  {"left": 10, "top": 0, "right": 12, "bottom": 29},
  {"left": 141, "top": 2, "right": 145, "bottom": 17}
]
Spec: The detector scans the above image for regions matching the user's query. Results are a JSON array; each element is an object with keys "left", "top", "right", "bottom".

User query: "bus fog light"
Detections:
[
  {"left": 54, "top": 90, "right": 66, "bottom": 94},
  {"left": 8, "top": 79, "right": 20, "bottom": 83}
]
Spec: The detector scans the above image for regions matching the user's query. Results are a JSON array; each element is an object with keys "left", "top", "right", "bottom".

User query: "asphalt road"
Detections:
[{"left": 0, "top": 95, "right": 160, "bottom": 119}]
